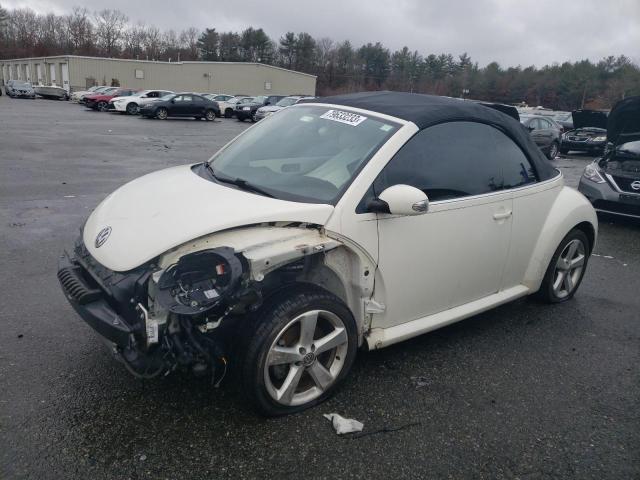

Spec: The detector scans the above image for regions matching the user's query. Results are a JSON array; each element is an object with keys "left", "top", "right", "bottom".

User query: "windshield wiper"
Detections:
[{"left": 205, "top": 163, "right": 275, "bottom": 198}]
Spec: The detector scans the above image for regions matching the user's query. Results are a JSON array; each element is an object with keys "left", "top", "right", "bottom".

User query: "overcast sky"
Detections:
[{"left": 4, "top": 0, "right": 640, "bottom": 67}]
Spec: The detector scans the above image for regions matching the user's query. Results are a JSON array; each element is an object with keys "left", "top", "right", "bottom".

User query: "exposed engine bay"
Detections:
[{"left": 60, "top": 224, "right": 373, "bottom": 384}]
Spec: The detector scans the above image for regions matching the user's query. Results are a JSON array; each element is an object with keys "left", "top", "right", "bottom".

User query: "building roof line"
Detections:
[{"left": 0, "top": 54, "right": 317, "bottom": 78}]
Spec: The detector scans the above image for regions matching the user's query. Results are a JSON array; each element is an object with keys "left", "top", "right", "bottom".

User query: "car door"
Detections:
[
  {"left": 172, "top": 95, "right": 192, "bottom": 116},
  {"left": 527, "top": 118, "right": 546, "bottom": 148},
  {"left": 369, "top": 121, "right": 519, "bottom": 329},
  {"left": 536, "top": 118, "right": 555, "bottom": 149},
  {"left": 190, "top": 95, "right": 206, "bottom": 116}
]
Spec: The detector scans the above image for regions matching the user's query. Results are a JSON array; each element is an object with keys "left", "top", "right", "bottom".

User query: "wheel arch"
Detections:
[
  {"left": 156, "top": 225, "right": 374, "bottom": 345},
  {"left": 523, "top": 186, "right": 598, "bottom": 292}
]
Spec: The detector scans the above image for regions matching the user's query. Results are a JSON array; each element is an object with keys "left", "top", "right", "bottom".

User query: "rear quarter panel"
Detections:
[{"left": 515, "top": 181, "right": 597, "bottom": 292}]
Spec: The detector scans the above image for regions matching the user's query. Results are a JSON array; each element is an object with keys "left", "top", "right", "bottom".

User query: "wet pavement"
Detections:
[{"left": 1, "top": 96, "right": 639, "bottom": 479}]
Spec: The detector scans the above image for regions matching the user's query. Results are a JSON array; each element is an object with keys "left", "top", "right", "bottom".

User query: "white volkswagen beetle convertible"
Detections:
[{"left": 58, "top": 92, "right": 597, "bottom": 416}]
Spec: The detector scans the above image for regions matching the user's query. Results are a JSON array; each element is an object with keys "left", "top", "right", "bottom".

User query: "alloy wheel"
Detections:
[
  {"left": 552, "top": 239, "right": 585, "bottom": 299},
  {"left": 126, "top": 103, "right": 139, "bottom": 115},
  {"left": 157, "top": 108, "right": 168, "bottom": 120},
  {"left": 549, "top": 142, "right": 558, "bottom": 159},
  {"left": 263, "top": 310, "right": 349, "bottom": 406}
]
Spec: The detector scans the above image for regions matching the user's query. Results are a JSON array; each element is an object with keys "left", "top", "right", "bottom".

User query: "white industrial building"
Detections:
[{"left": 0, "top": 55, "right": 317, "bottom": 96}]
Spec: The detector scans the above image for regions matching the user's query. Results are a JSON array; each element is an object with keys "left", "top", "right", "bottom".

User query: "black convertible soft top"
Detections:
[{"left": 304, "top": 91, "right": 557, "bottom": 181}]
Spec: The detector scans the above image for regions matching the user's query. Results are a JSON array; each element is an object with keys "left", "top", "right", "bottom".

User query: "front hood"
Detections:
[
  {"left": 259, "top": 106, "right": 282, "bottom": 113},
  {"left": 607, "top": 96, "right": 640, "bottom": 145},
  {"left": 86, "top": 94, "right": 114, "bottom": 101},
  {"left": 83, "top": 164, "right": 334, "bottom": 271},
  {"left": 111, "top": 96, "right": 133, "bottom": 102},
  {"left": 570, "top": 127, "right": 606, "bottom": 136},
  {"left": 572, "top": 110, "right": 608, "bottom": 129}
]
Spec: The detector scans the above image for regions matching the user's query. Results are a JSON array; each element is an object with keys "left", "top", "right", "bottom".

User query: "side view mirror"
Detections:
[
  {"left": 368, "top": 184, "right": 429, "bottom": 216},
  {"left": 140, "top": 94, "right": 148, "bottom": 98},
  {"left": 170, "top": 99, "right": 175, "bottom": 103},
  {"left": 527, "top": 125, "right": 535, "bottom": 131},
  {"left": 265, "top": 101, "right": 271, "bottom": 105}
]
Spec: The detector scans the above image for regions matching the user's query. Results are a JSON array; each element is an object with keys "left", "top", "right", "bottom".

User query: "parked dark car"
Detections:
[
  {"left": 85, "top": 88, "right": 139, "bottom": 111},
  {"left": 520, "top": 114, "right": 563, "bottom": 159},
  {"left": 139, "top": 93, "right": 220, "bottom": 121},
  {"left": 578, "top": 96, "right": 640, "bottom": 218},
  {"left": 5, "top": 80, "right": 36, "bottom": 99},
  {"left": 236, "top": 95, "right": 286, "bottom": 122},
  {"left": 560, "top": 110, "right": 608, "bottom": 155}
]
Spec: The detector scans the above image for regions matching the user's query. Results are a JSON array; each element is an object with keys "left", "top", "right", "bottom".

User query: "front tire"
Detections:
[
  {"left": 537, "top": 229, "right": 590, "bottom": 303},
  {"left": 205, "top": 109, "right": 216, "bottom": 121},
  {"left": 156, "top": 108, "right": 168, "bottom": 120},
  {"left": 241, "top": 286, "right": 357, "bottom": 417},
  {"left": 126, "top": 102, "right": 139, "bottom": 115},
  {"left": 97, "top": 101, "right": 108, "bottom": 112},
  {"left": 547, "top": 141, "right": 559, "bottom": 160}
]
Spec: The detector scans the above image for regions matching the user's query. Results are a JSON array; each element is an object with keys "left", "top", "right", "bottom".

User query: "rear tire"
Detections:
[
  {"left": 241, "top": 285, "right": 358, "bottom": 417},
  {"left": 205, "top": 109, "right": 216, "bottom": 121},
  {"left": 536, "top": 229, "right": 590, "bottom": 303},
  {"left": 97, "top": 101, "right": 108, "bottom": 112},
  {"left": 547, "top": 141, "right": 559, "bottom": 160}
]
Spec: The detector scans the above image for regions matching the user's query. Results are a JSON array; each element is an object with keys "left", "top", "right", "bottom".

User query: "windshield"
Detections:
[
  {"left": 159, "top": 93, "right": 175, "bottom": 101},
  {"left": 239, "top": 97, "right": 254, "bottom": 104},
  {"left": 12, "top": 81, "right": 31, "bottom": 87},
  {"left": 210, "top": 105, "right": 399, "bottom": 203},
  {"left": 276, "top": 97, "right": 299, "bottom": 107},
  {"left": 253, "top": 96, "right": 267, "bottom": 104}
]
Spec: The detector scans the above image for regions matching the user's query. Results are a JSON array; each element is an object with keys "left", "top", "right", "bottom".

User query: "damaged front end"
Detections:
[{"left": 58, "top": 225, "right": 357, "bottom": 381}]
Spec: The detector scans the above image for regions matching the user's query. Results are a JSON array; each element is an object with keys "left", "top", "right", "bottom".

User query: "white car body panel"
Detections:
[
  {"left": 112, "top": 90, "right": 172, "bottom": 112},
  {"left": 80, "top": 102, "right": 598, "bottom": 349},
  {"left": 83, "top": 164, "right": 334, "bottom": 272}
]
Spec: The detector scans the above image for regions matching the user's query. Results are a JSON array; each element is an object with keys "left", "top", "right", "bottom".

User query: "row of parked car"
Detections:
[
  {"left": 70, "top": 85, "right": 314, "bottom": 122},
  {"left": 516, "top": 107, "right": 609, "bottom": 159}
]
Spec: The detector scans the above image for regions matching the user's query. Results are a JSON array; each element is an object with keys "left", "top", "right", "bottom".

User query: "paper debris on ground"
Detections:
[{"left": 323, "top": 413, "right": 364, "bottom": 434}]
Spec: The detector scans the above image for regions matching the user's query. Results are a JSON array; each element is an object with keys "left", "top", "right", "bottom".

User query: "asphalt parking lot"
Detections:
[{"left": 1, "top": 96, "right": 639, "bottom": 480}]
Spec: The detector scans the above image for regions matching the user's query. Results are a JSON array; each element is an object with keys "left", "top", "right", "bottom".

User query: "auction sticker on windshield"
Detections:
[{"left": 320, "top": 109, "right": 367, "bottom": 126}]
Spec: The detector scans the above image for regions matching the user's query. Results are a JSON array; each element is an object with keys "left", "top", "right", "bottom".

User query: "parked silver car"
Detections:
[{"left": 5, "top": 80, "right": 36, "bottom": 99}]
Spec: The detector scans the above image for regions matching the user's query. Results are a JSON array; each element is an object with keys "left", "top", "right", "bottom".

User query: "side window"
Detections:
[
  {"left": 148, "top": 91, "right": 158, "bottom": 98},
  {"left": 372, "top": 121, "right": 536, "bottom": 203},
  {"left": 528, "top": 118, "right": 541, "bottom": 130},
  {"left": 540, "top": 118, "right": 552, "bottom": 129},
  {"left": 182, "top": 95, "right": 193, "bottom": 102},
  {"left": 173, "top": 95, "right": 184, "bottom": 102}
]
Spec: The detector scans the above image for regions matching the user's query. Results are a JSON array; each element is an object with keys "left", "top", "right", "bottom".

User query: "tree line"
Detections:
[{"left": 1, "top": 4, "right": 639, "bottom": 110}]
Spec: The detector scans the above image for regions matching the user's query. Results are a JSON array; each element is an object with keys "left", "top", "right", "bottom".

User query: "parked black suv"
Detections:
[
  {"left": 140, "top": 93, "right": 220, "bottom": 121},
  {"left": 235, "top": 95, "right": 285, "bottom": 122},
  {"left": 578, "top": 96, "right": 640, "bottom": 218}
]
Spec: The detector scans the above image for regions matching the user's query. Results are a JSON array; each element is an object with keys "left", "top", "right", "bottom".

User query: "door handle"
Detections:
[{"left": 493, "top": 211, "right": 512, "bottom": 220}]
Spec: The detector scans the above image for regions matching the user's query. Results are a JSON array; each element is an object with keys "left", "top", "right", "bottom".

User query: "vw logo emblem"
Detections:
[
  {"left": 95, "top": 226, "right": 112, "bottom": 248},
  {"left": 631, "top": 180, "right": 640, "bottom": 191}
]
